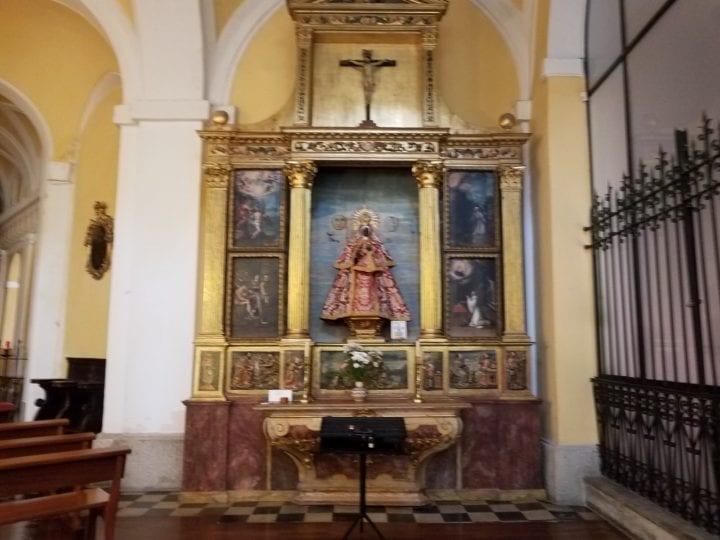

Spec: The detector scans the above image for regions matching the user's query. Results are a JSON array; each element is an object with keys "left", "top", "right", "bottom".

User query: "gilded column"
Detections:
[
  {"left": 191, "top": 159, "right": 231, "bottom": 400},
  {"left": 421, "top": 29, "right": 439, "bottom": 127},
  {"left": 284, "top": 160, "right": 317, "bottom": 338},
  {"left": 499, "top": 165, "right": 528, "bottom": 341},
  {"left": 197, "top": 162, "right": 231, "bottom": 340},
  {"left": 412, "top": 160, "right": 444, "bottom": 338},
  {"left": 293, "top": 27, "right": 313, "bottom": 126}
]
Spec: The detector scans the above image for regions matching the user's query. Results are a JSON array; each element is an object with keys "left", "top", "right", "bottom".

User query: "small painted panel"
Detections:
[
  {"left": 228, "top": 351, "right": 280, "bottom": 390},
  {"left": 318, "top": 349, "right": 408, "bottom": 390},
  {"left": 197, "top": 350, "right": 221, "bottom": 392},
  {"left": 506, "top": 350, "right": 528, "bottom": 391},
  {"left": 283, "top": 350, "right": 306, "bottom": 391},
  {"left": 449, "top": 350, "right": 498, "bottom": 389},
  {"left": 421, "top": 351, "right": 444, "bottom": 391}
]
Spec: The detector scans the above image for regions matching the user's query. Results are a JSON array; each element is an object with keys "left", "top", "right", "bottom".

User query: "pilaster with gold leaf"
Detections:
[
  {"left": 284, "top": 160, "right": 317, "bottom": 338},
  {"left": 412, "top": 160, "right": 444, "bottom": 338},
  {"left": 191, "top": 160, "right": 231, "bottom": 399},
  {"left": 498, "top": 165, "right": 528, "bottom": 341}
]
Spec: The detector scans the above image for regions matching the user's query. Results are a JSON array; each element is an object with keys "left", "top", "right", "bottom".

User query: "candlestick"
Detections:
[
  {"left": 413, "top": 341, "right": 423, "bottom": 403},
  {"left": 300, "top": 341, "right": 311, "bottom": 403}
]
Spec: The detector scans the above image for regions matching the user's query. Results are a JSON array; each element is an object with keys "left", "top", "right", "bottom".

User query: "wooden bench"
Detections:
[
  {"left": 0, "top": 447, "right": 131, "bottom": 540},
  {"left": 0, "top": 432, "right": 95, "bottom": 459},
  {"left": 0, "top": 419, "right": 69, "bottom": 440}
]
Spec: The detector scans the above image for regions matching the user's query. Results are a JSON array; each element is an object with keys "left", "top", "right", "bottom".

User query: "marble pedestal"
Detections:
[{"left": 255, "top": 399, "right": 469, "bottom": 506}]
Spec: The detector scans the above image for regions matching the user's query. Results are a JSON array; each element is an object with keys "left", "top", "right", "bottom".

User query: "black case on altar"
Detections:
[{"left": 320, "top": 416, "right": 406, "bottom": 454}]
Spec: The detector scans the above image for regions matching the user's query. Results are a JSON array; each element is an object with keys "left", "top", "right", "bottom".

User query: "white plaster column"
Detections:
[
  {"left": 23, "top": 163, "right": 75, "bottom": 418},
  {"left": 96, "top": 0, "right": 209, "bottom": 491},
  {"left": 103, "top": 112, "right": 207, "bottom": 435}
]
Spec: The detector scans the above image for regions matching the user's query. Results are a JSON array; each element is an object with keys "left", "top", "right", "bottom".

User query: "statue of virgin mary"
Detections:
[{"left": 321, "top": 207, "right": 410, "bottom": 337}]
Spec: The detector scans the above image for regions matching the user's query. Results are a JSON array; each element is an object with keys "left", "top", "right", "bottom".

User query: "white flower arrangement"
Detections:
[{"left": 339, "top": 342, "right": 383, "bottom": 384}]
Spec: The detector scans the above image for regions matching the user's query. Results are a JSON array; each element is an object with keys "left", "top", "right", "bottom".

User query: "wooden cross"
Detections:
[{"left": 340, "top": 49, "right": 396, "bottom": 127}]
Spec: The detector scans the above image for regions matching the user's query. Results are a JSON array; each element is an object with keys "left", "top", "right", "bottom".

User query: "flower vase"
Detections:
[{"left": 350, "top": 381, "right": 368, "bottom": 402}]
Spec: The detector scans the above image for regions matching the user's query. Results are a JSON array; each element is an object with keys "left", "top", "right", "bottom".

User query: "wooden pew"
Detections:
[
  {"left": 0, "top": 419, "right": 69, "bottom": 440},
  {"left": 0, "top": 432, "right": 95, "bottom": 459},
  {"left": 0, "top": 447, "right": 131, "bottom": 540}
]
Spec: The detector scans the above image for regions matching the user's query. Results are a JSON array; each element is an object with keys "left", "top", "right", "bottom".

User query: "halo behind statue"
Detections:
[{"left": 351, "top": 206, "right": 380, "bottom": 232}]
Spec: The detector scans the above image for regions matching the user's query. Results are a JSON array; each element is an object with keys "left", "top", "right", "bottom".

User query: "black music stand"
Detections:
[{"left": 320, "top": 416, "right": 406, "bottom": 540}]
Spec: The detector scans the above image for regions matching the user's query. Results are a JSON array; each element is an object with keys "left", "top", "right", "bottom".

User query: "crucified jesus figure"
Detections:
[{"left": 340, "top": 49, "right": 396, "bottom": 127}]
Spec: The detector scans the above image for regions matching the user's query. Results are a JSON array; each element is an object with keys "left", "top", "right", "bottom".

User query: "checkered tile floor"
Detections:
[{"left": 118, "top": 493, "right": 602, "bottom": 524}]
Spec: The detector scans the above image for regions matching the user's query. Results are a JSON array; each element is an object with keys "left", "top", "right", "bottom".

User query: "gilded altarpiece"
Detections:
[{"left": 183, "top": 0, "right": 540, "bottom": 505}]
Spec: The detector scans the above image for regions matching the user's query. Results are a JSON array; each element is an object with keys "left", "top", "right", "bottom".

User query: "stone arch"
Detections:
[{"left": 55, "top": 0, "right": 140, "bottom": 102}]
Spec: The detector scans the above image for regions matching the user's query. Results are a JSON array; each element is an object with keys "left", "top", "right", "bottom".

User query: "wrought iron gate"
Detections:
[{"left": 587, "top": 116, "right": 720, "bottom": 533}]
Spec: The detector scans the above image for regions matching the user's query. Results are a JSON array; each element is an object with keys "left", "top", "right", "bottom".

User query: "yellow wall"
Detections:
[
  {"left": 530, "top": 3, "right": 598, "bottom": 445},
  {"left": 437, "top": 0, "right": 519, "bottom": 127},
  {"left": 63, "top": 86, "right": 121, "bottom": 358},
  {"left": 0, "top": 1, "right": 118, "bottom": 161},
  {"left": 229, "top": 7, "right": 296, "bottom": 126}
]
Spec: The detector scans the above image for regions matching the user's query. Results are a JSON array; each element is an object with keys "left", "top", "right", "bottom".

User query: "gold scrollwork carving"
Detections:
[
  {"left": 271, "top": 436, "right": 320, "bottom": 469},
  {"left": 203, "top": 163, "right": 231, "bottom": 187},
  {"left": 412, "top": 160, "right": 444, "bottom": 189},
  {"left": 421, "top": 28, "right": 439, "bottom": 48},
  {"left": 498, "top": 165, "right": 524, "bottom": 191},
  {"left": 352, "top": 409, "right": 378, "bottom": 417},
  {"left": 405, "top": 434, "right": 452, "bottom": 465},
  {"left": 284, "top": 160, "right": 318, "bottom": 189}
]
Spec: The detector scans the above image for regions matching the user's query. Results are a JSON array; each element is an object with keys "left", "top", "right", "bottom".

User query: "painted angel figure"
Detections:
[{"left": 321, "top": 206, "right": 410, "bottom": 324}]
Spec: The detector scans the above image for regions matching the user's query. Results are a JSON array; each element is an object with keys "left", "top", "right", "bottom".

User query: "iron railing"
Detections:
[{"left": 587, "top": 115, "right": 720, "bottom": 533}]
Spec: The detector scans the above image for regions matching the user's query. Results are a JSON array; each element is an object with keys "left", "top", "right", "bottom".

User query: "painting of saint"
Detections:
[
  {"left": 446, "top": 170, "right": 496, "bottom": 248},
  {"left": 446, "top": 256, "right": 498, "bottom": 337},
  {"left": 198, "top": 351, "right": 220, "bottom": 392},
  {"left": 283, "top": 351, "right": 305, "bottom": 391},
  {"left": 421, "top": 351, "right": 443, "bottom": 391},
  {"left": 506, "top": 350, "right": 527, "bottom": 391},
  {"left": 232, "top": 169, "right": 283, "bottom": 248}
]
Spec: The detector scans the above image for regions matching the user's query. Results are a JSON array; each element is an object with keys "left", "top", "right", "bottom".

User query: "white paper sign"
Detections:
[
  {"left": 268, "top": 389, "right": 293, "bottom": 403},
  {"left": 390, "top": 320, "right": 408, "bottom": 340}
]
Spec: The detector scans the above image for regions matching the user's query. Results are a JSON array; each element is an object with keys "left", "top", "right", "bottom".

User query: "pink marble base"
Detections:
[
  {"left": 226, "top": 401, "right": 267, "bottom": 490},
  {"left": 182, "top": 400, "right": 230, "bottom": 491},
  {"left": 460, "top": 399, "right": 542, "bottom": 489},
  {"left": 182, "top": 398, "right": 542, "bottom": 495}
]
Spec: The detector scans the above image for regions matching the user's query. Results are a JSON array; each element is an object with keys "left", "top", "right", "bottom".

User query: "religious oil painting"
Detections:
[
  {"left": 449, "top": 350, "right": 498, "bottom": 390},
  {"left": 421, "top": 350, "right": 444, "bottom": 391},
  {"left": 445, "top": 170, "right": 497, "bottom": 249},
  {"left": 317, "top": 349, "right": 409, "bottom": 392},
  {"left": 505, "top": 350, "right": 528, "bottom": 391},
  {"left": 445, "top": 255, "right": 499, "bottom": 338},
  {"left": 229, "top": 256, "right": 282, "bottom": 339},
  {"left": 196, "top": 350, "right": 221, "bottom": 392},
  {"left": 283, "top": 350, "right": 306, "bottom": 391},
  {"left": 228, "top": 350, "right": 279, "bottom": 391},
  {"left": 231, "top": 169, "right": 284, "bottom": 249}
]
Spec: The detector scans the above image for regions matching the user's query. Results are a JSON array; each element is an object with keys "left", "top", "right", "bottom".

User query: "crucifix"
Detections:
[{"left": 340, "top": 49, "right": 396, "bottom": 128}]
